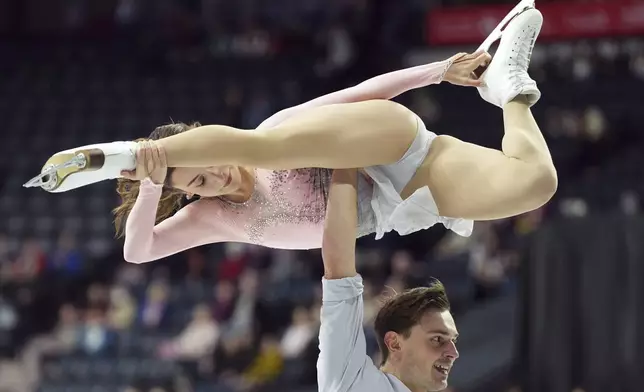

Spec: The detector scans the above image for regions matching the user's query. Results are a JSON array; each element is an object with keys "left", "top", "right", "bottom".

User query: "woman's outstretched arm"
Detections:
[
  {"left": 151, "top": 53, "right": 489, "bottom": 171},
  {"left": 257, "top": 51, "right": 489, "bottom": 129},
  {"left": 257, "top": 60, "right": 450, "bottom": 129}
]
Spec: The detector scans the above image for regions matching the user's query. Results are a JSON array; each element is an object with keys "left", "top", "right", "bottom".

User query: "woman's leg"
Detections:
[
  {"left": 158, "top": 99, "right": 422, "bottom": 170},
  {"left": 404, "top": 96, "right": 556, "bottom": 221},
  {"left": 26, "top": 98, "right": 422, "bottom": 193},
  {"left": 404, "top": 7, "right": 556, "bottom": 221},
  {"left": 157, "top": 9, "right": 546, "bottom": 173}
]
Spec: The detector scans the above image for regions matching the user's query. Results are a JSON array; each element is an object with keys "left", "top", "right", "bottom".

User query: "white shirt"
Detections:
[{"left": 317, "top": 275, "right": 411, "bottom": 392}]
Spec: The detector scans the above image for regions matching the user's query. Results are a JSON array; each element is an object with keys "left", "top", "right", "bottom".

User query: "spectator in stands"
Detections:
[
  {"left": 469, "top": 227, "right": 512, "bottom": 299},
  {"left": 217, "top": 243, "right": 249, "bottom": 282},
  {"left": 107, "top": 286, "right": 136, "bottom": 330},
  {"left": 389, "top": 251, "right": 412, "bottom": 280},
  {"left": 514, "top": 207, "right": 544, "bottom": 237},
  {"left": 86, "top": 283, "right": 110, "bottom": 309},
  {"left": 389, "top": 250, "right": 426, "bottom": 288},
  {"left": 0, "top": 296, "right": 17, "bottom": 354},
  {"left": 213, "top": 330, "right": 255, "bottom": 381},
  {"left": 280, "top": 306, "right": 315, "bottom": 360},
  {"left": 0, "top": 297, "right": 17, "bottom": 328},
  {"left": 630, "top": 53, "right": 644, "bottom": 79},
  {"left": 583, "top": 106, "right": 607, "bottom": 142},
  {"left": 114, "top": 263, "right": 146, "bottom": 288},
  {"left": 77, "top": 308, "right": 116, "bottom": 356},
  {"left": 18, "top": 304, "right": 79, "bottom": 387},
  {"left": 47, "top": 231, "right": 83, "bottom": 277},
  {"left": 10, "top": 238, "right": 45, "bottom": 282},
  {"left": 138, "top": 280, "right": 171, "bottom": 329},
  {"left": 0, "top": 234, "right": 12, "bottom": 284},
  {"left": 240, "top": 335, "right": 283, "bottom": 390},
  {"left": 433, "top": 230, "right": 474, "bottom": 261},
  {"left": 184, "top": 250, "right": 212, "bottom": 283},
  {"left": 123, "top": 378, "right": 175, "bottom": 392},
  {"left": 211, "top": 280, "right": 236, "bottom": 324},
  {"left": 227, "top": 269, "right": 262, "bottom": 339},
  {"left": 362, "top": 280, "right": 380, "bottom": 327},
  {"left": 159, "top": 304, "right": 219, "bottom": 361}
]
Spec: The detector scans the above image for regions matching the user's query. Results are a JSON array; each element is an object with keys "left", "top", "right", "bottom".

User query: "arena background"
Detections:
[{"left": 0, "top": 0, "right": 643, "bottom": 391}]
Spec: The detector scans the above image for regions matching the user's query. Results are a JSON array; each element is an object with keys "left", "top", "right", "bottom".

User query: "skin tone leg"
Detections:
[
  {"left": 156, "top": 98, "right": 556, "bottom": 221},
  {"left": 156, "top": 100, "right": 419, "bottom": 170},
  {"left": 403, "top": 95, "right": 557, "bottom": 221}
]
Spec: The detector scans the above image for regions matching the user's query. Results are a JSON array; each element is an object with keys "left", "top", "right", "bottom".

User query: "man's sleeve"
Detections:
[{"left": 317, "top": 274, "right": 377, "bottom": 392}]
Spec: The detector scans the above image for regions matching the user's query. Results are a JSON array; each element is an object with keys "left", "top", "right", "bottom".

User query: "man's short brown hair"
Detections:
[{"left": 374, "top": 280, "right": 450, "bottom": 365}]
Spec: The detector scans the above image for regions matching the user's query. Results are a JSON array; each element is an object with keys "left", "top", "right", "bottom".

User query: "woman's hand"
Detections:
[
  {"left": 121, "top": 141, "right": 168, "bottom": 185},
  {"left": 443, "top": 50, "right": 492, "bottom": 87}
]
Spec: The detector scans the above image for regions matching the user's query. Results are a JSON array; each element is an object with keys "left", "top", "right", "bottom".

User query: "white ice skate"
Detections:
[
  {"left": 476, "top": 7, "right": 543, "bottom": 108},
  {"left": 23, "top": 142, "right": 138, "bottom": 193},
  {"left": 477, "top": 0, "right": 536, "bottom": 54}
]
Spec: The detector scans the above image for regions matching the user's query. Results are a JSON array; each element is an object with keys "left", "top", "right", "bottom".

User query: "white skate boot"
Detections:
[
  {"left": 477, "top": 7, "right": 542, "bottom": 108},
  {"left": 476, "top": 0, "right": 536, "bottom": 54},
  {"left": 23, "top": 141, "right": 138, "bottom": 193}
]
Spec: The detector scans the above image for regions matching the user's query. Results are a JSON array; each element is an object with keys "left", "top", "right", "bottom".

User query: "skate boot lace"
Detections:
[{"left": 508, "top": 24, "right": 536, "bottom": 87}]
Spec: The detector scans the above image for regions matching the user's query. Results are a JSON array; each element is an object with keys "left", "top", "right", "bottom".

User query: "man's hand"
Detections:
[{"left": 443, "top": 50, "right": 492, "bottom": 87}]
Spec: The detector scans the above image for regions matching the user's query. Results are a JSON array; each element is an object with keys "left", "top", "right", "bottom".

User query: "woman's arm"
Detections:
[
  {"left": 257, "top": 60, "right": 452, "bottom": 129},
  {"left": 123, "top": 180, "right": 234, "bottom": 263},
  {"left": 152, "top": 53, "right": 489, "bottom": 171}
]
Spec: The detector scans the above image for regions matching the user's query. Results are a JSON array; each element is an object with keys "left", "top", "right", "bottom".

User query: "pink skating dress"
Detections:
[{"left": 123, "top": 60, "right": 474, "bottom": 263}]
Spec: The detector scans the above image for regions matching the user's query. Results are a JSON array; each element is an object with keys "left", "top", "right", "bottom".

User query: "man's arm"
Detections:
[
  {"left": 317, "top": 170, "right": 377, "bottom": 392},
  {"left": 321, "top": 169, "right": 359, "bottom": 279}
]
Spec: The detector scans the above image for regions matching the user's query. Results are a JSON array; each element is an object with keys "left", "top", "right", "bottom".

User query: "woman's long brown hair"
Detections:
[{"left": 113, "top": 122, "right": 201, "bottom": 238}]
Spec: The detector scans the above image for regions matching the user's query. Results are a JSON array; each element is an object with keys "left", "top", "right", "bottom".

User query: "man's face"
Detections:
[{"left": 399, "top": 310, "right": 459, "bottom": 391}]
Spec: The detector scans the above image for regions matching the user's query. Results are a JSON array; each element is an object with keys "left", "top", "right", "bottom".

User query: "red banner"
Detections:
[{"left": 427, "top": 1, "right": 644, "bottom": 45}]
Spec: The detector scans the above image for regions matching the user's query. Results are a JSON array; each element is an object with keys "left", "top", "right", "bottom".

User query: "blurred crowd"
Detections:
[
  {"left": 0, "top": 0, "right": 643, "bottom": 391},
  {"left": 0, "top": 211, "right": 536, "bottom": 392}
]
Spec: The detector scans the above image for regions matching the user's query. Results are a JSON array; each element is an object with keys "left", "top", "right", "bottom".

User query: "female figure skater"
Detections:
[{"left": 26, "top": 2, "right": 555, "bottom": 264}]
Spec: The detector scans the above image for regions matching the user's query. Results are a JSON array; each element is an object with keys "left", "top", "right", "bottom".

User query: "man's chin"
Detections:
[{"left": 427, "top": 379, "right": 449, "bottom": 392}]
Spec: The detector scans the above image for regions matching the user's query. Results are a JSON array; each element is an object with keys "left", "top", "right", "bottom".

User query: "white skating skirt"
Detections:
[{"left": 356, "top": 115, "right": 473, "bottom": 239}]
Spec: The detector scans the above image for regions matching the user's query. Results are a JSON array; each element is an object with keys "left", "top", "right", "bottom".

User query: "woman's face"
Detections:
[{"left": 169, "top": 165, "right": 243, "bottom": 197}]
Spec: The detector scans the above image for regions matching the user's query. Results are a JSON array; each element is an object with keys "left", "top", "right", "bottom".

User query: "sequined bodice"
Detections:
[
  {"left": 212, "top": 168, "right": 375, "bottom": 249},
  {"left": 214, "top": 168, "right": 330, "bottom": 249}
]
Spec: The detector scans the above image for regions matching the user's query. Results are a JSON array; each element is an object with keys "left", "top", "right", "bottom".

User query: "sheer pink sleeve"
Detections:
[
  {"left": 123, "top": 179, "right": 236, "bottom": 263},
  {"left": 258, "top": 59, "right": 451, "bottom": 129}
]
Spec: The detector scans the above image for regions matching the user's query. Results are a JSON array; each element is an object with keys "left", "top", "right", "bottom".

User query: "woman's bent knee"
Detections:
[{"left": 530, "top": 161, "right": 558, "bottom": 206}]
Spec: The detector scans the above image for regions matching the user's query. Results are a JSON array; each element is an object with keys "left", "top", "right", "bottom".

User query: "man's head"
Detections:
[{"left": 374, "top": 280, "right": 458, "bottom": 391}]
